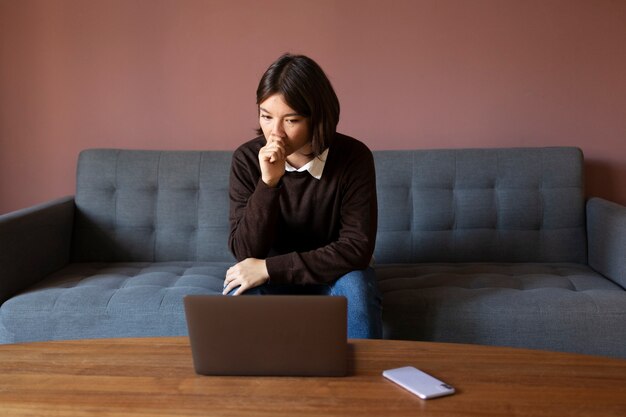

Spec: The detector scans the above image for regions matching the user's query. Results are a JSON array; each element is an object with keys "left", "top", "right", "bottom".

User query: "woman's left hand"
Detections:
[{"left": 223, "top": 258, "right": 270, "bottom": 295}]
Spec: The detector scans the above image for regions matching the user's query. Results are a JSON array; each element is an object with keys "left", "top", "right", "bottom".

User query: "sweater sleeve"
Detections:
[
  {"left": 228, "top": 144, "right": 282, "bottom": 261},
  {"left": 265, "top": 146, "right": 378, "bottom": 285}
]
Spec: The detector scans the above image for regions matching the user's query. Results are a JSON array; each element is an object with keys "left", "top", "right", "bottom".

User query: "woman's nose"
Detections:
[{"left": 271, "top": 120, "right": 285, "bottom": 136}]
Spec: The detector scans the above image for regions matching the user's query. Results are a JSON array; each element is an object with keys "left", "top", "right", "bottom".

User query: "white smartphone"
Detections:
[{"left": 383, "top": 366, "right": 455, "bottom": 399}]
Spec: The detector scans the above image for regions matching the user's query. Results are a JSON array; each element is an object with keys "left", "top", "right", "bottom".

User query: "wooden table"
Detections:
[{"left": 0, "top": 337, "right": 624, "bottom": 416}]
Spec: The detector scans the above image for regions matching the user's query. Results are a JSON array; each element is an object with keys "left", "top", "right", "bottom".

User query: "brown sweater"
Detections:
[{"left": 228, "top": 133, "right": 378, "bottom": 285}]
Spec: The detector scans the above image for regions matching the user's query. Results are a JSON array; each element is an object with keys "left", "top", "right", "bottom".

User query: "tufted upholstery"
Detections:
[
  {"left": 73, "top": 150, "right": 235, "bottom": 262},
  {"left": 1, "top": 262, "right": 227, "bottom": 342},
  {"left": 374, "top": 148, "right": 586, "bottom": 264},
  {"left": 378, "top": 262, "right": 625, "bottom": 356},
  {"left": 73, "top": 148, "right": 587, "bottom": 265}
]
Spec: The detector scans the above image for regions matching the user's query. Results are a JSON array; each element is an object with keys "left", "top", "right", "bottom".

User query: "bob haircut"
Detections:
[{"left": 256, "top": 53, "right": 340, "bottom": 157}]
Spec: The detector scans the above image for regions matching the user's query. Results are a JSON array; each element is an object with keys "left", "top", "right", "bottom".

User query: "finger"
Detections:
[
  {"left": 274, "top": 145, "right": 286, "bottom": 161},
  {"left": 271, "top": 137, "right": 285, "bottom": 147},
  {"left": 261, "top": 149, "right": 280, "bottom": 163},
  {"left": 233, "top": 283, "right": 248, "bottom": 296},
  {"left": 273, "top": 140, "right": 286, "bottom": 154},
  {"left": 224, "top": 271, "right": 233, "bottom": 286},
  {"left": 226, "top": 266, "right": 237, "bottom": 279},
  {"left": 261, "top": 142, "right": 285, "bottom": 157},
  {"left": 266, "top": 139, "right": 285, "bottom": 153},
  {"left": 269, "top": 151, "right": 285, "bottom": 164},
  {"left": 222, "top": 280, "right": 239, "bottom": 295}
]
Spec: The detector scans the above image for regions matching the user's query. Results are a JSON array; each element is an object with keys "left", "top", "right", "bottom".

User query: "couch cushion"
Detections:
[
  {"left": 378, "top": 263, "right": 626, "bottom": 358},
  {"left": 0, "top": 262, "right": 227, "bottom": 343},
  {"left": 73, "top": 150, "right": 236, "bottom": 262},
  {"left": 374, "top": 148, "right": 587, "bottom": 264}
]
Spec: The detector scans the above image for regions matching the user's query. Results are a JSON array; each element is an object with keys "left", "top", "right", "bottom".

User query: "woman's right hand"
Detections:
[{"left": 258, "top": 138, "right": 286, "bottom": 187}]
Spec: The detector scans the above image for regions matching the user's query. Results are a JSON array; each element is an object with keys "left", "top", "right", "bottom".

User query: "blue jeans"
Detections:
[{"left": 227, "top": 268, "right": 382, "bottom": 339}]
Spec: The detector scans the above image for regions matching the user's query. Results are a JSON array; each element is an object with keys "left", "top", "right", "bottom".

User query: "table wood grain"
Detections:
[{"left": 0, "top": 337, "right": 624, "bottom": 416}]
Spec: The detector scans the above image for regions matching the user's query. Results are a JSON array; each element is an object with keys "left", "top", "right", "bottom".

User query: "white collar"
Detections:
[{"left": 285, "top": 148, "right": 329, "bottom": 180}]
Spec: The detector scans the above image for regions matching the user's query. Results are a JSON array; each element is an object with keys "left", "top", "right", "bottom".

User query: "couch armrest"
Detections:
[
  {"left": 587, "top": 197, "right": 626, "bottom": 288},
  {"left": 0, "top": 196, "right": 74, "bottom": 303}
]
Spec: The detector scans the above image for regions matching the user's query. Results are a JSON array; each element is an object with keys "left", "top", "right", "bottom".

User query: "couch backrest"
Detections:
[
  {"left": 73, "top": 149, "right": 235, "bottom": 262},
  {"left": 73, "top": 147, "right": 587, "bottom": 264},
  {"left": 374, "top": 147, "right": 587, "bottom": 264}
]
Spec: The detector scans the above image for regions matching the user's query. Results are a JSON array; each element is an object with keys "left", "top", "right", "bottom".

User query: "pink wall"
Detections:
[{"left": 1, "top": 0, "right": 625, "bottom": 214}]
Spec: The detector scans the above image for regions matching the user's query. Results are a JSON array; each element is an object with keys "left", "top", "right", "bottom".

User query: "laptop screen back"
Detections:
[{"left": 184, "top": 295, "right": 348, "bottom": 376}]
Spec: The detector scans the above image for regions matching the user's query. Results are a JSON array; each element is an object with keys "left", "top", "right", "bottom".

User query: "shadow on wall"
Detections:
[{"left": 585, "top": 160, "right": 626, "bottom": 206}]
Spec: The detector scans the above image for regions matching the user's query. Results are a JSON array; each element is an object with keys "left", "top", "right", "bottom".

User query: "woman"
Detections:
[{"left": 223, "top": 53, "right": 381, "bottom": 339}]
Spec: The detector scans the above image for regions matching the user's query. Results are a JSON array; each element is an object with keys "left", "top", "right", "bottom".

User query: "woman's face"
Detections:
[{"left": 258, "top": 94, "right": 311, "bottom": 157}]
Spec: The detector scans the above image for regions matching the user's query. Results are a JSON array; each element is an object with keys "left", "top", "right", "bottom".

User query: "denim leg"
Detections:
[{"left": 329, "top": 268, "right": 382, "bottom": 339}]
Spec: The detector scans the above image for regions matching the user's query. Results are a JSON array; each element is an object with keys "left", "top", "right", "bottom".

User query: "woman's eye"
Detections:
[
  {"left": 260, "top": 115, "right": 271, "bottom": 121},
  {"left": 286, "top": 119, "right": 299, "bottom": 124}
]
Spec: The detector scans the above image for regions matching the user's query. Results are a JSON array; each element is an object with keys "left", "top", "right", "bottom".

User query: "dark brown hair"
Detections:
[{"left": 256, "top": 53, "right": 340, "bottom": 157}]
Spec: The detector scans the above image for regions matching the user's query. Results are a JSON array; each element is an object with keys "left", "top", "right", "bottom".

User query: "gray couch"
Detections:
[{"left": 1, "top": 147, "right": 625, "bottom": 358}]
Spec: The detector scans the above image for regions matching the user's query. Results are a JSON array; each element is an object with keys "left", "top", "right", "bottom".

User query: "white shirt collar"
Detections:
[{"left": 285, "top": 148, "right": 329, "bottom": 180}]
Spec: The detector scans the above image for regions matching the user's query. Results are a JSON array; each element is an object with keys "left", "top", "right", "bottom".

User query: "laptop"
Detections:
[{"left": 183, "top": 295, "right": 348, "bottom": 377}]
